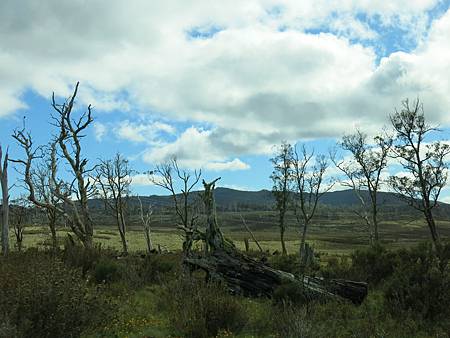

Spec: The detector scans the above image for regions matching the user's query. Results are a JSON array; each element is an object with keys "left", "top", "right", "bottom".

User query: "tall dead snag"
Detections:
[
  {"left": 389, "top": 99, "right": 450, "bottom": 251},
  {"left": 51, "top": 82, "right": 96, "bottom": 248},
  {"left": 0, "top": 145, "right": 9, "bottom": 256},
  {"left": 95, "top": 153, "right": 132, "bottom": 255},
  {"left": 184, "top": 179, "right": 367, "bottom": 304},
  {"left": 270, "top": 142, "right": 293, "bottom": 255},
  {"left": 138, "top": 196, "right": 154, "bottom": 254},
  {"left": 332, "top": 130, "right": 392, "bottom": 245},
  {"left": 292, "top": 145, "right": 333, "bottom": 267},
  {"left": 203, "top": 178, "right": 227, "bottom": 252},
  {"left": 149, "top": 158, "right": 201, "bottom": 256},
  {"left": 11, "top": 128, "right": 61, "bottom": 249}
]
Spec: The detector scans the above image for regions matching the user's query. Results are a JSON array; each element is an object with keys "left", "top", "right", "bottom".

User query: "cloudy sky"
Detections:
[{"left": 1, "top": 0, "right": 450, "bottom": 199}]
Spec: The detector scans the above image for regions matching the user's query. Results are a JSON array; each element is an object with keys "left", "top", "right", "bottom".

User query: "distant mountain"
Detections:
[{"left": 87, "top": 187, "right": 449, "bottom": 214}]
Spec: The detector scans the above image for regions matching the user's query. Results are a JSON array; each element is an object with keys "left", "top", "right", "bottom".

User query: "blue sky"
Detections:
[{"left": 1, "top": 0, "right": 450, "bottom": 200}]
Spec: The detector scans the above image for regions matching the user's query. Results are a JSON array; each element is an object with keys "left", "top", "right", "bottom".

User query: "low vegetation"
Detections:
[{"left": 0, "top": 240, "right": 448, "bottom": 337}]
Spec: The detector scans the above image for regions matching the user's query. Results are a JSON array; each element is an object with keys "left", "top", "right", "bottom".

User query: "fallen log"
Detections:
[
  {"left": 185, "top": 179, "right": 368, "bottom": 305},
  {"left": 185, "top": 249, "right": 367, "bottom": 304}
]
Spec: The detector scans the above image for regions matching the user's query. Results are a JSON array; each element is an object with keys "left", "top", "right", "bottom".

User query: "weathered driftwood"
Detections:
[{"left": 184, "top": 179, "right": 368, "bottom": 305}]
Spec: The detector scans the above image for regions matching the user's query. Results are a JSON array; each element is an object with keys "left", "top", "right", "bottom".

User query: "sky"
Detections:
[{"left": 1, "top": 0, "right": 450, "bottom": 200}]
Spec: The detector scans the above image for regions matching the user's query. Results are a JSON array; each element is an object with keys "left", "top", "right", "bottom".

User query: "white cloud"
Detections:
[
  {"left": 114, "top": 120, "right": 175, "bottom": 143},
  {"left": 441, "top": 195, "right": 450, "bottom": 204},
  {"left": 205, "top": 158, "right": 251, "bottom": 171},
  {"left": 0, "top": 1, "right": 449, "bottom": 168},
  {"left": 129, "top": 173, "right": 152, "bottom": 186},
  {"left": 219, "top": 184, "right": 253, "bottom": 191},
  {"left": 93, "top": 122, "right": 107, "bottom": 141}
]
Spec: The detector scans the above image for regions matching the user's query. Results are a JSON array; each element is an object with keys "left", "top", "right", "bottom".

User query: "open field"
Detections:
[{"left": 16, "top": 210, "right": 450, "bottom": 256}]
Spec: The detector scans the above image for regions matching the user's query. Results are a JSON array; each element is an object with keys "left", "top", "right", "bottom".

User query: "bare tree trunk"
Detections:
[
  {"left": 118, "top": 211, "right": 128, "bottom": 255},
  {"left": 299, "top": 221, "right": 309, "bottom": 266},
  {"left": 47, "top": 209, "right": 58, "bottom": 249},
  {"left": 137, "top": 196, "right": 153, "bottom": 254},
  {"left": 0, "top": 147, "right": 9, "bottom": 256},
  {"left": 144, "top": 228, "right": 153, "bottom": 253},
  {"left": 240, "top": 215, "right": 263, "bottom": 252},
  {"left": 372, "top": 202, "right": 379, "bottom": 244},
  {"left": 203, "top": 178, "right": 226, "bottom": 252},
  {"left": 424, "top": 208, "right": 440, "bottom": 249},
  {"left": 280, "top": 224, "right": 287, "bottom": 255},
  {"left": 244, "top": 238, "right": 250, "bottom": 252},
  {"left": 1, "top": 188, "right": 9, "bottom": 256}
]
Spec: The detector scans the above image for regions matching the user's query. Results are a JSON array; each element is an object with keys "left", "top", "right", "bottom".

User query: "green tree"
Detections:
[{"left": 270, "top": 141, "right": 293, "bottom": 255}]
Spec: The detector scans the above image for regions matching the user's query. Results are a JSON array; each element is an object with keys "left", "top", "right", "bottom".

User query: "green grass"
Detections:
[
  {"left": 11, "top": 209, "right": 450, "bottom": 256},
  {"left": 5, "top": 201, "right": 450, "bottom": 338},
  {"left": 82, "top": 287, "right": 174, "bottom": 338}
]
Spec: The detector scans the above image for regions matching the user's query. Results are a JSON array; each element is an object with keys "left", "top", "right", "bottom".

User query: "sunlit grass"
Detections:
[{"left": 13, "top": 215, "right": 450, "bottom": 256}]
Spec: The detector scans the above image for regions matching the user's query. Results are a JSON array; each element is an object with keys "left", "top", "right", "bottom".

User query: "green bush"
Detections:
[
  {"left": 94, "top": 259, "right": 121, "bottom": 283},
  {"left": 307, "top": 296, "right": 428, "bottom": 338},
  {"left": 134, "top": 253, "right": 178, "bottom": 284},
  {"left": 321, "top": 255, "right": 352, "bottom": 279},
  {"left": 107, "top": 253, "right": 180, "bottom": 289},
  {"left": 0, "top": 249, "right": 113, "bottom": 338},
  {"left": 62, "top": 238, "right": 103, "bottom": 276},
  {"left": 349, "top": 244, "right": 396, "bottom": 285},
  {"left": 272, "top": 281, "right": 311, "bottom": 305},
  {"left": 158, "top": 276, "right": 248, "bottom": 337},
  {"left": 384, "top": 242, "right": 450, "bottom": 321},
  {"left": 269, "top": 254, "right": 300, "bottom": 274}
]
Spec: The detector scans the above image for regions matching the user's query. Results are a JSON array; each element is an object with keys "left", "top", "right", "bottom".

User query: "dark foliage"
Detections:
[
  {"left": 0, "top": 249, "right": 113, "bottom": 338},
  {"left": 384, "top": 242, "right": 450, "bottom": 321},
  {"left": 272, "top": 281, "right": 311, "bottom": 305}
]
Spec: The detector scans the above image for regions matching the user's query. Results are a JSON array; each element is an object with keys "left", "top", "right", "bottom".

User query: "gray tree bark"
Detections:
[{"left": 0, "top": 146, "right": 9, "bottom": 256}]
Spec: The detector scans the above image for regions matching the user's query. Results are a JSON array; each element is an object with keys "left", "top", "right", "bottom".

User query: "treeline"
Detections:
[
  {"left": 0, "top": 83, "right": 449, "bottom": 260},
  {"left": 269, "top": 99, "right": 449, "bottom": 262}
]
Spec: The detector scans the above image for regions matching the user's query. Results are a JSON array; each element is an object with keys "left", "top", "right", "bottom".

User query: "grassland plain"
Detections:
[{"left": 17, "top": 209, "right": 450, "bottom": 255}]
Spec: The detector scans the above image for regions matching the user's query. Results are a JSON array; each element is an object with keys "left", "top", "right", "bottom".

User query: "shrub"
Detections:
[
  {"left": 348, "top": 244, "right": 396, "bottom": 285},
  {"left": 110, "top": 253, "right": 180, "bottom": 289},
  {"left": 94, "top": 258, "right": 121, "bottom": 283},
  {"left": 272, "top": 281, "right": 311, "bottom": 305},
  {"left": 321, "top": 255, "right": 352, "bottom": 279},
  {"left": 61, "top": 238, "right": 103, "bottom": 276},
  {"left": 269, "top": 303, "right": 311, "bottom": 338},
  {"left": 135, "top": 253, "right": 178, "bottom": 284},
  {"left": 269, "top": 254, "right": 300, "bottom": 274},
  {"left": 383, "top": 242, "right": 450, "bottom": 321},
  {"left": 158, "top": 276, "right": 248, "bottom": 337},
  {"left": 0, "top": 249, "right": 113, "bottom": 338}
]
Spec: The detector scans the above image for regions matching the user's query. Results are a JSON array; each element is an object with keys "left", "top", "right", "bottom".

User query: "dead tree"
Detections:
[
  {"left": 270, "top": 142, "right": 293, "bottom": 255},
  {"left": 95, "top": 153, "right": 132, "bottom": 255},
  {"left": 389, "top": 99, "right": 450, "bottom": 251},
  {"left": 292, "top": 145, "right": 333, "bottom": 267},
  {"left": 0, "top": 145, "right": 9, "bottom": 256},
  {"left": 51, "top": 82, "right": 96, "bottom": 248},
  {"left": 10, "top": 197, "right": 29, "bottom": 252},
  {"left": 184, "top": 179, "right": 367, "bottom": 304},
  {"left": 11, "top": 128, "right": 61, "bottom": 249},
  {"left": 332, "top": 130, "right": 392, "bottom": 245},
  {"left": 149, "top": 158, "right": 201, "bottom": 256},
  {"left": 240, "top": 214, "right": 263, "bottom": 252},
  {"left": 138, "top": 196, "right": 154, "bottom": 254}
]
